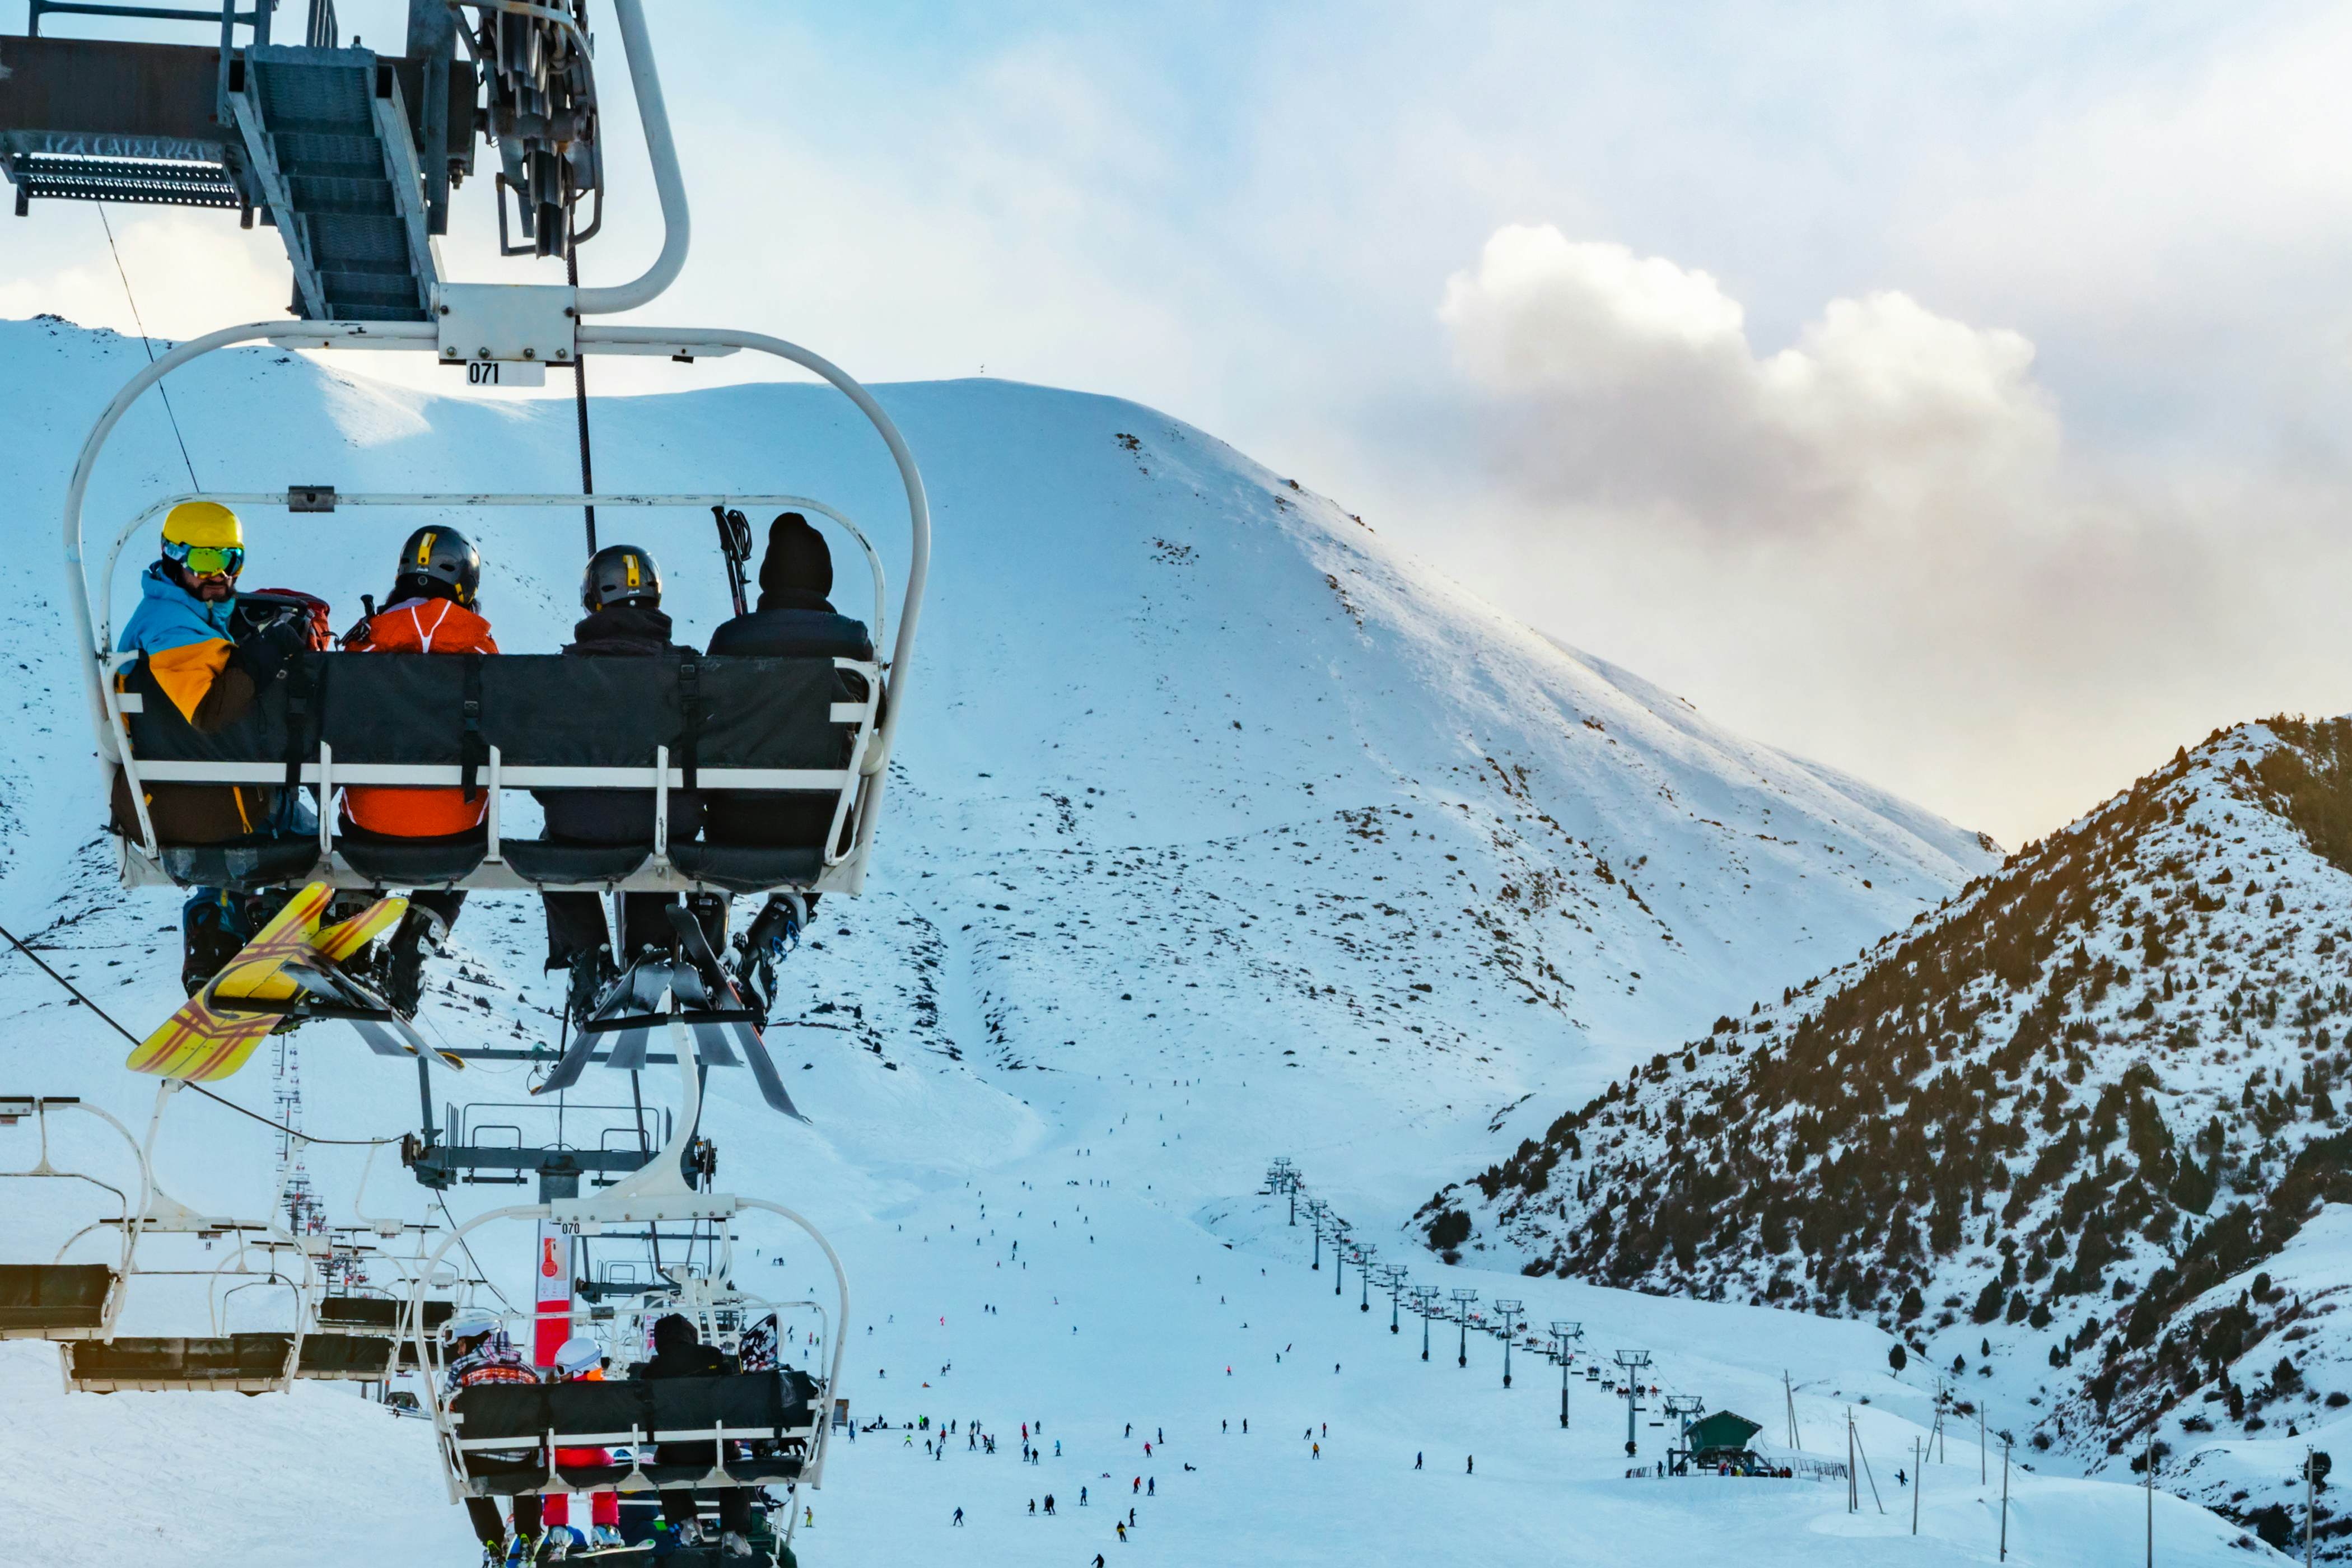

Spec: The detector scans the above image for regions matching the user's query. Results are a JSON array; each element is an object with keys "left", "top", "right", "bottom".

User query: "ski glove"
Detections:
[{"left": 231, "top": 618, "right": 310, "bottom": 686}]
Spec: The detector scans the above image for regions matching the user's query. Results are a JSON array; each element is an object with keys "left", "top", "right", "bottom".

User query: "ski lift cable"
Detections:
[
  {"left": 0, "top": 923, "right": 400, "bottom": 1148},
  {"left": 432, "top": 1192, "right": 517, "bottom": 1314},
  {"left": 92, "top": 203, "right": 198, "bottom": 494}
]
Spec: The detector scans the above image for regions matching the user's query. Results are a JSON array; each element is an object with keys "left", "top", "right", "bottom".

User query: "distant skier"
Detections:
[
  {"left": 951, "top": 1508, "right": 964, "bottom": 1527},
  {"left": 1080, "top": 1487, "right": 1089, "bottom": 1507},
  {"left": 1467, "top": 1455, "right": 1474, "bottom": 1475},
  {"left": 1415, "top": 1452, "right": 1424, "bottom": 1470}
]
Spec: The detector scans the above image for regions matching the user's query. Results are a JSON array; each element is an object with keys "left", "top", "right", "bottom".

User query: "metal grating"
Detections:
[{"left": 8, "top": 152, "right": 240, "bottom": 208}]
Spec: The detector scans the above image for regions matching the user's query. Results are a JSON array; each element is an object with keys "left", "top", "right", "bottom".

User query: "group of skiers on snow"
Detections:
[
  {"left": 442, "top": 1308, "right": 771, "bottom": 1564},
  {"left": 116, "top": 502, "right": 872, "bottom": 1016}
]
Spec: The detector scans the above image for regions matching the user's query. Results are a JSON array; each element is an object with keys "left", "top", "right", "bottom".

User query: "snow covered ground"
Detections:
[{"left": 0, "top": 316, "right": 2237, "bottom": 1565}]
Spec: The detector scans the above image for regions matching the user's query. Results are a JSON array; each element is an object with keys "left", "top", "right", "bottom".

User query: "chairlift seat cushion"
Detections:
[
  {"left": 0, "top": 1264, "right": 113, "bottom": 1329},
  {"left": 156, "top": 834, "right": 325, "bottom": 893},
  {"left": 333, "top": 829, "right": 486, "bottom": 886},
  {"left": 501, "top": 841, "right": 653, "bottom": 886},
  {"left": 666, "top": 842, "right": 824, "bottom": 893}
]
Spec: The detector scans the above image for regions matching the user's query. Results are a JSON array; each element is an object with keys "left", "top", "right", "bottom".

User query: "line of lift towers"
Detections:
[
  {"left": 1265, "top": 1156, "right": 1700, "bottom": 1458},
  {"left": 0, "top": 2, "right": 932, "bottom": 1560}
]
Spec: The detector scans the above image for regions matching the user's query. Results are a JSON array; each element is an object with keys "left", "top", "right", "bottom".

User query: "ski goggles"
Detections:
[{"left": 164, "top": 540, "right": 245, "bottom": 578}]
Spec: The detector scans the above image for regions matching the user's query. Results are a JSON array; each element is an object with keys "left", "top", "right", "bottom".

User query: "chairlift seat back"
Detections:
[
  {"left": 449, "top": 1368, "right": 819, "bottom": 1495},
  {"left": 116, "top": 652, "right": 871, "bottom": 893},
  {"left": 0, "top": 1263, "right": 114, "bottom": 1337},
  {"left": 296, "top": 1333, "right": 402, "bottom": 1379},
  {"left": 315, "top": 1294, "right": 454, "bottom": 1332},
  {"left": 66, "top": 1332, "right": 295, "bottom": 1390}
]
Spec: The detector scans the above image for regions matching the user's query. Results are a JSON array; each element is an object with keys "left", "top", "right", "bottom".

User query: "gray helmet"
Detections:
[
  {"left": 393, "top": 526, "right": 482, "bottom": 607},
  {"left": 582, "top": 544, "right": 662, "bottom": 611}
]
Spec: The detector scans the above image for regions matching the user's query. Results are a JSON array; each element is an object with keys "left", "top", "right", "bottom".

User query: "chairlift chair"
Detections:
[
  {"left": 410, "top": 1020, "right": 846, "bottom": 1532},
  {"left": 43, "top": 1080, "right": 323, "bottom": 1393},
  {"left": 0, "top": 1095, "right": 144, "bottom": 1341}
]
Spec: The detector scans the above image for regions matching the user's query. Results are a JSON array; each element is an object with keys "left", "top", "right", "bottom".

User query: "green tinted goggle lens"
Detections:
[{"left": 167, "top": 543, "right": 244, "bottom": 577}]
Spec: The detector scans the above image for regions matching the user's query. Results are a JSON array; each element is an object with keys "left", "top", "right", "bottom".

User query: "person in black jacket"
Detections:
[
  {"left": 534, "top": 547, "right": 717, "bottom": 1019},
  {"left": 703, "top": 515, "right": 874, "bottom": 1011},
  {"left": 703, "top": 511, "right": 875, "bottom": 848},
  {"left": 633, "top": 1313, "right": 755, "bottom": 1548}
]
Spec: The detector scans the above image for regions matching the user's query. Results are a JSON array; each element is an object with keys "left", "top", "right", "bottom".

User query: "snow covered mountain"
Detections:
[
  {"left": 1441, "top": 717, "right": 2352, "bottom": 1553},
  {"left": 0, "top": 313, "right": 1999, "bottom": 1214},
  {"left": 0, "top": 314, "right": 2167, "bottom": 1568}
]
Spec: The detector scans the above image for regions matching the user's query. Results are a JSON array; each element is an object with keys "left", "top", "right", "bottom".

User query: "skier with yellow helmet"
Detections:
[{"left": 113, "top": 501, "right": 321, "bottom": 989}]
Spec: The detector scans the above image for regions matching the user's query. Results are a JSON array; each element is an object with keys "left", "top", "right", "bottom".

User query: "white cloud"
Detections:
[
  {"left": 0, "top": 212, "right": 291, "bottom": 343},
  {"left": 1438, "top": 225, "right": 2060, "bottom": 534}
]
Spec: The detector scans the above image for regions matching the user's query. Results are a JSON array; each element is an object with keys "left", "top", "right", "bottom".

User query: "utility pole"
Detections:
[
  {"left": 1848, "top": 1409, "right": 1858, "bottom": 1513},
  {"left": 1332, "top": 1221, "right": 1351, "bottom": 1297},
  {"left": 1784, "top": 1369, "right": 1802, "bottom": 1451},
  {"left": 1912, "top": 1436, "right": 1921, "bottom": 1535},
  {"left": 1663, "top": 1393, "right": 1703, "bottom": 1468},
  {"left": 1305, "top": 1199, "right": 1328, "bottom": 1269},
  {"left": 1356, "top": 1244, "right": 1379, "bottom": 1311},
  {"left": 1378, "top": 1264, "right": 1407, "bottom": 1332},
  {"left": 1412, "top": 1286, "right": 1440, "bottom": 1361},
  {"left": 2306, "top": 1447, "right": 2317, "bottom": 1568},
  {"left": 1999, "top": 1438, "right": 2010, "bottom": 1561},
  {"left": 1450, "top": 1289, "right": 1479, "bottom": 1369},
  {"left": 2145, "top": 1429, "right": 2154, "bottom": 1568},
  {"left": 1494, "top": 1300, "right": 1522, "bottom": 1388},
  {"left": 1979, "top": 1401, "right": 1986, "bottom": 1485},
  {"left": 1270, "top": 1156, "right": 1296, "bottom": 1224},
  {"left": 1614, "top": 1349, "right": 1653, "bottom": 1458},
  {"left": 1552, "top": 1322, "right": 1582, "bottom": 1429}
]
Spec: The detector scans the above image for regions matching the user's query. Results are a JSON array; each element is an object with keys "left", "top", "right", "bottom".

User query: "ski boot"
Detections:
[
  {"left": 560, "top": 944, "right": 619, "bottom": 1030},
  {"left": 385, "top": 902, "right": 454, "bottom": 1016},
  {"left": 179, "top": 891, "right": 249, "bottom": 996},
  {"left": 728, "top": 892, "right": 806, "bottom": 1021},
  {"left": 477, "top": 1537, "right": 508, "bottom": 1568},
  {"left": 589, "top": 1524, "right": 629, "bottom": 1550}
]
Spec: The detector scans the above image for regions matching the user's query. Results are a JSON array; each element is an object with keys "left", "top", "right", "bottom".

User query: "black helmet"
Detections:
[
  {"left": 392, "top": 526, "right": 482, "bottom": 607},
  {"left": 582, "top": 544, "right": 662, "bottom": 611}
]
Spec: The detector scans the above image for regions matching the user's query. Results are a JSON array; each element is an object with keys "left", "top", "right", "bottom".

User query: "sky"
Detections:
[{"left": 5, "top": 0, "right": 2352, "bottom": 846}]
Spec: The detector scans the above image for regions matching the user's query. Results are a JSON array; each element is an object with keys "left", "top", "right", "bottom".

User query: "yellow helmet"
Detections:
[{"left": 161, "top": 500, "right": 242, "bottom": 551}]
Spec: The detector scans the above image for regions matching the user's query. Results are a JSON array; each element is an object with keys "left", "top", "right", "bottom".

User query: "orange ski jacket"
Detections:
[{"left": 340, "top": 598, "right": 499, "bottom": 837}]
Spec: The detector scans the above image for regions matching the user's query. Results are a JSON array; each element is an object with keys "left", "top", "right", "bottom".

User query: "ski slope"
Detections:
[{"left": 0, "top": 316, "right": 2242, "bottom": 1566}]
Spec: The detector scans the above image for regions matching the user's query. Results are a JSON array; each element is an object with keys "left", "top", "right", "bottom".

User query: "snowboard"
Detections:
[
  {"left": 127, "top": 882, "right": 337, "bottom": 1081},
  {"left": 127, "top": 884, "right": 452, "bottom": 1081}
]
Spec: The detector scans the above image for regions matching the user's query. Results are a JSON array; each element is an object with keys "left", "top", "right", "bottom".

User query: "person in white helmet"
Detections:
[
  {"left": 441, "top": 1309, "right": 544, "bottom": 1564},
  {"left": 542, "top": 1336, "right": 626, "bottom": 1550}
]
